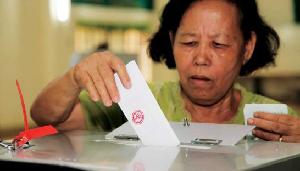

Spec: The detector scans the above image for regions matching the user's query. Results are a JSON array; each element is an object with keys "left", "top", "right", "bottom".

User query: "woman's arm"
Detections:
[
  {"left": 30, "top": 51, "right": 131, "bottom": 130},
  {"left": 30, "top": 67, "right": 82, "bottom": 128}
]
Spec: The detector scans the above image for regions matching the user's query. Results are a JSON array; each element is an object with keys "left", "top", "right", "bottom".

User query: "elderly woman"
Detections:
[{"left": 31, "top": 0, "right": 300, "bottom": 142}]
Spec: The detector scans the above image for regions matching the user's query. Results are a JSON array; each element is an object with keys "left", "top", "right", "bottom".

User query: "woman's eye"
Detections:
[
  {"left": 213, "top": 42, "right": 228, "bottom": 48},
  {"left": 181, "top": 41, "right": 198, "bottom": 47}
]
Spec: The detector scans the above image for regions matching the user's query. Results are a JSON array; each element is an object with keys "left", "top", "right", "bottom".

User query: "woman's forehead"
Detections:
[
  {"left": 184, "top": 0, "right": 239, "bottom": 23},
  {"left": 178, "top": 0, "right": 241, "bottom": 36}
]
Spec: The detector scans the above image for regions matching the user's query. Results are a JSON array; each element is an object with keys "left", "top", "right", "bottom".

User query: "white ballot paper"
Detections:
[
  {"left": 114, "top": 60, "right": 180, "bottom": 146},
  {"left": 243, "top": 104, "right": 288, "bottom": 125}
]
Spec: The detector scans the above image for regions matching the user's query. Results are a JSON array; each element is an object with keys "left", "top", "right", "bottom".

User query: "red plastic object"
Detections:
[{"left": 14, "top": 80, "right": 58, "bottom": 148}]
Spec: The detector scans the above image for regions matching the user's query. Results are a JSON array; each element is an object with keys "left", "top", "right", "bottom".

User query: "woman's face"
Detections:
[{"left": 173, "top": 0, "right": 255, "bottom": 105}]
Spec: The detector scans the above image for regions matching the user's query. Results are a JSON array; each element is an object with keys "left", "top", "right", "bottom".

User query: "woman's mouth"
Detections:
[{"left": 189, "top": 75, "right": 212, "bottom": 87}]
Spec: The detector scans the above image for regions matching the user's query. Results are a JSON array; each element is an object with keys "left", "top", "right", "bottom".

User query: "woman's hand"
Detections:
[
  {"left": 247, "top": 112, "right": 300, "bottom": 143},
  {"left": 73, "top": 51, "right": 131, "bottom": 106}
]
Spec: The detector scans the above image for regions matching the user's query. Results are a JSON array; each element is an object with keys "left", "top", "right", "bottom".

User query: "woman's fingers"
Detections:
[
  {"left": 97, "top": 63, "right": 119, "bottom": 103},
  {"left": 73, "top": 51, "right": 131, "bottom": 106},
  {"left": 88, "top": 70, "right": 112, "bottom": 106},
  {"left": 248, "top": 117, "right": 291, "bottom": 135},
  {"left": 110, "top": 57, "right": 131, "bottom": 89},
  {"left": 254, "top": 112, "right": 293, "bottom": 126},
  {"left": 80, "top": 71, "right": 100, "bottom": 102},
  {"left": 248, "top": 112, "right": 300, "bottom": 143},
  {"left": 253, "top": 128, "right": 300, "bottom": 143},
  {"left": 252, "top": 128, "right": 280, "bottom": 141}
]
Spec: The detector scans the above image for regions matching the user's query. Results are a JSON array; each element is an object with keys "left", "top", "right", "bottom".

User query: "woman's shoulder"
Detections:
[{"left": 235, "top": 84, "right": 279, "bottom": 104}]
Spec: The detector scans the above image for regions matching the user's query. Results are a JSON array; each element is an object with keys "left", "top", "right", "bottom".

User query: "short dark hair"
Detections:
[{"left": 147, "top": 0, "right": 280, "bottom": 76}]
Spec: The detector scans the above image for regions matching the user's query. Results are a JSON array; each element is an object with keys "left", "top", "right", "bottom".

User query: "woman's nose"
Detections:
[{"left": 193, "top": 44, "right": 211, "bottom": 66}]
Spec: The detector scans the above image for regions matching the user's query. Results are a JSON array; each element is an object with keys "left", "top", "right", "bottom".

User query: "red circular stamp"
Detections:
[
  {"left": 132, "top": 110, "right": 144, "bottom": 125},
  {"left": 133, "top": 162, "right": 144, "bottom": 171}
]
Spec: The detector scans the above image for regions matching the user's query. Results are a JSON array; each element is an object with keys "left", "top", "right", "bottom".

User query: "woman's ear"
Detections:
[
  {"left": 169, "top": 31, "right": 174, "bottom": 47},
  {"left": 243, "top": 31, "right": 257, "bottom": 64}
]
